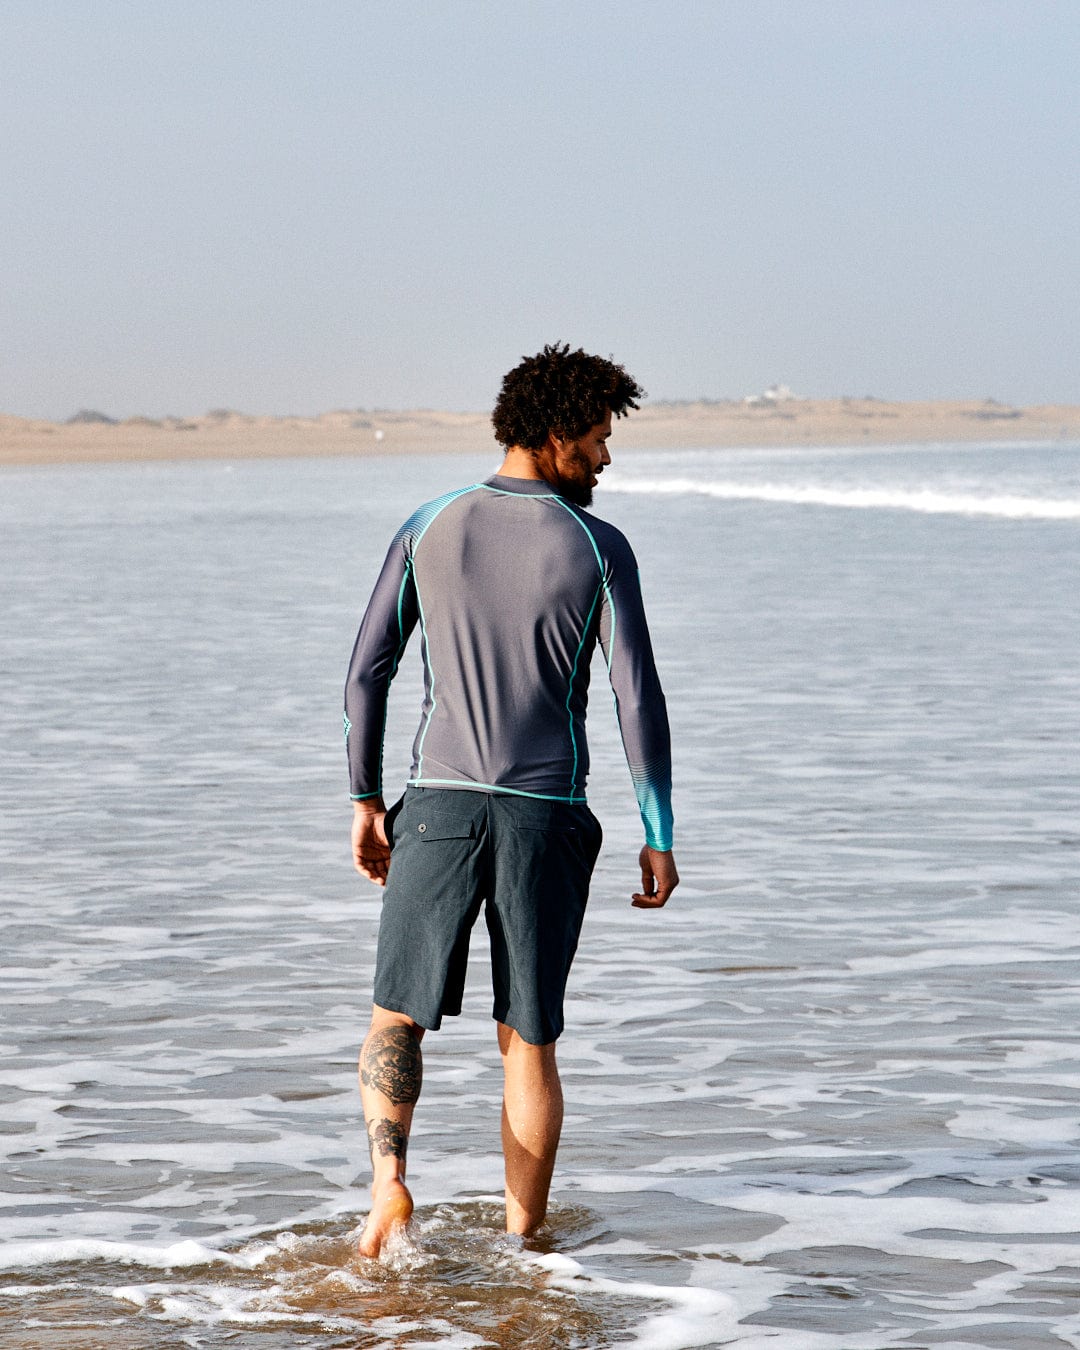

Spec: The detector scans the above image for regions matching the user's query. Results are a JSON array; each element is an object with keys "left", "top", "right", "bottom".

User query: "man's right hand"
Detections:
[
  {"left": 352, "top": 799, "right": 390, "bottom": 886},
  {"left": 632, "top": 846, "right": 679, "bottom": 908}
]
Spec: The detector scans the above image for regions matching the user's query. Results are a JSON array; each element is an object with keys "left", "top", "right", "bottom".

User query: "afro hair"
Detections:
[{"left": 491, "top": 343, "right": 644, "bottom": 450}]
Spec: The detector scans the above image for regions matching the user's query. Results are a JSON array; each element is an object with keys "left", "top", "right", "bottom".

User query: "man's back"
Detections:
[{"left": 345, "top": 473, "right": 673, "bottom": 850}]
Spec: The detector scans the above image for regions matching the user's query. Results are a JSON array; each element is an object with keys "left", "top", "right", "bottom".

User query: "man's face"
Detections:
[{"left": 552, "top": 412, "right": 613, "bottom": 508}]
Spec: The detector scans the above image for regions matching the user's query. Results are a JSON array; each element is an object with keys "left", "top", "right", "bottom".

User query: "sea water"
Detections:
[{"left": 1, "top": 440, "right": 1079, "bottom": 1348}]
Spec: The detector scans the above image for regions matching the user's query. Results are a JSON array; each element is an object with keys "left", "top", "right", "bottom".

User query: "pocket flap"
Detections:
[{"left": 415, "top": 817, "right": 476, "bottom": 841}]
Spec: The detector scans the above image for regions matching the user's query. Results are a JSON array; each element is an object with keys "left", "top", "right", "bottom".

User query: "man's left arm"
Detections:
[{"left": 344, "top": 531, "right": 418, "bottom": 883}]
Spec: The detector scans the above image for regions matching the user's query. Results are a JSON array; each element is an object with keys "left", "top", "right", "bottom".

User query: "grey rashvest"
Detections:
[{"left": 344, "top": 474, "right": 674, "bottom": 850}]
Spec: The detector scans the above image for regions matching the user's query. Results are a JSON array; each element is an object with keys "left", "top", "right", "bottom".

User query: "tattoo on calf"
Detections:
[
  {"left": 361, "top": 1025, "right": 423, "bottom": 1105},
  {"left": 367, "top": 1116, "right": 408, "bottom": 1161}
]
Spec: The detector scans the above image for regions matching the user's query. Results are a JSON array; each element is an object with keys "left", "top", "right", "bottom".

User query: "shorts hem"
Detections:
[
  {"left": 494, "top": 1006, "right": 563, "bottom": 1046},
  {"left": 371, "top": 995, "right": 443, "bottom": 1033}
]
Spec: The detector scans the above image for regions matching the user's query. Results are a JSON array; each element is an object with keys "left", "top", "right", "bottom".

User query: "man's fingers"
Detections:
[
  {"left": 632, "top": 845, "right": 679, "bottom": 908},
  {"left": 355, "top": 859, "right": 388, "bottom": 886},
  {"left": 631, "top": 878, "right": 672, "bottom": 907},
  {"left": 631, "top": 863, "right": 665, "bottom": 907},
  {"left": 353, "top": 842, "right": 390, "bottom": 885}
]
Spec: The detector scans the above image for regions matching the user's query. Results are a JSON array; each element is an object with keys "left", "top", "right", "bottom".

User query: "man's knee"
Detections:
[
  {"left": 366, "top": 1004, "right": 426, "bottom": 1041},
  {"left": 361, "top": 1008, "right": 425, "bottom": 1105},
  {"left": 497, "top": 1021, "right": 558, "bottom": 1066}
]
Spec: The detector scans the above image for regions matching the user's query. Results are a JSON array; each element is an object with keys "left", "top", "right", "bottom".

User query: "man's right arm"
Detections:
[
  {"left": 352, "top": 796, "right": 390, "bottom": 885},
  {"left": 344, "top": 531, "right": 418, "bottom": 805}
]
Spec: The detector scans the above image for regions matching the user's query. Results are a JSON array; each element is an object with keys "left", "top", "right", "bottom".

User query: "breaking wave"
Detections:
[{"left": 605, "top": 476, "right": 1080, "bottom": 520}]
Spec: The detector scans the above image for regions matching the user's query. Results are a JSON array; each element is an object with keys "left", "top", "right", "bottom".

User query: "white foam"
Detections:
[
  {"left": 532, "top": 1251, "right": 743, "bottom": 1350},
  {"left": 605, "top": 475, "right": 1080, "bottom": 519},
  {"left": 0, "top": 1236, "right": 276, "bottom": 1271},
  {"left": 717, "top": 1184, "right": 1080, "bottom": 1269},
  {"left": 946, "top": 1107, "right": 1080, "bottom": 1146}
]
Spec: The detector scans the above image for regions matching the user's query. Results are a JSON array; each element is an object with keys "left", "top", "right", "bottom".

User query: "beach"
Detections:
[{"left": 4, "top": 398, "right": 1080, "bottom": 466}]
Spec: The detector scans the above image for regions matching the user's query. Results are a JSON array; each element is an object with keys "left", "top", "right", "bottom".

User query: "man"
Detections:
[{"left": 344, "top": 343, "right": 678, "bottom": 1257}]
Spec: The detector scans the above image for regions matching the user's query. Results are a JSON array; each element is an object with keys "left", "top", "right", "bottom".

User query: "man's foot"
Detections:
[{"left": 357, "top": 1177, "right": 414, "bottom": 1258}]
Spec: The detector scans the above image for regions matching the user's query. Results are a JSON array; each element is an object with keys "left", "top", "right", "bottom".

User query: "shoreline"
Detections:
[{"left": 3, "top": 399, "right": 1079, "bottom": 467}]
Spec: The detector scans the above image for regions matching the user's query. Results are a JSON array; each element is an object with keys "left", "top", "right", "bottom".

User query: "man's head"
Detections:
[
  {"left": 492, "top": 343, "right": 643, "bottom": 507},
  {"left": 493, "top": 343, "right": 643, "bottom": 450}
]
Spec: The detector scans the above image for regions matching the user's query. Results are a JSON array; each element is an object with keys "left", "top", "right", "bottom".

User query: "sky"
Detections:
[{"left": 2, "top": 0, "right": 1078, "bottom": 419}]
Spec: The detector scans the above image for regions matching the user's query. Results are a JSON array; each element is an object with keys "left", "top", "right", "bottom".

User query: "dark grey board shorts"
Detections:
[{"left": 373, "top": 787, "right": 603, "bottom": 1045}]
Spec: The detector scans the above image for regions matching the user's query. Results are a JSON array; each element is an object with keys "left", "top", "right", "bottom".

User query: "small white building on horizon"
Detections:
[{"left": 743, "top": 383, "right": 803, "bottom": 406}]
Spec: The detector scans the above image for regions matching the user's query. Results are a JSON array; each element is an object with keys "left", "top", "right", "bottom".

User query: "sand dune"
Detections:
[{"left": 2, "top": 399, "right": 1079, "bottom": 467}]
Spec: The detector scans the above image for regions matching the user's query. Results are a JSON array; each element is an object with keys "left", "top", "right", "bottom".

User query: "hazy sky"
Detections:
[{"left": 3, "top": 1, "right": 1077, "bottom": 419}]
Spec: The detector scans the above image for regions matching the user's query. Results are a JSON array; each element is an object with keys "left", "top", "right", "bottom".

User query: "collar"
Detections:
[{"left": 483, "top": 474, "right": 560, "bottom": 496}]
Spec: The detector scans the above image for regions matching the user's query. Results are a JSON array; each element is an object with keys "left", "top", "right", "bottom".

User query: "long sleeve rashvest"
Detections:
[{"left": 344, "top": 474, "right": 674, "bottom": 851}]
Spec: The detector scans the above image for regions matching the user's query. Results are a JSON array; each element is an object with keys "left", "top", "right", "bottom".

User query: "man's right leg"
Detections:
[{"left": 357, "top": 1005, "right": 424, "bottom": 1257}]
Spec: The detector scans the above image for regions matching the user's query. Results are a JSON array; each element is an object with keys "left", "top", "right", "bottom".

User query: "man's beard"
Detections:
[{"left": 553, "top": 444, "right": 596, "bottom": 508}]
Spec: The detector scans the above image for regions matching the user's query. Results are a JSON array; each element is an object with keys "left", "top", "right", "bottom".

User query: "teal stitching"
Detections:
[
  {"left": 550, "top": 498, "right": 616, "bottom": 674},
  {"left": 395, "top": 564, "right": 409, "bottom": 638},
  {"left": 410, "top": 777, "right": 587, "bottom": 803},
  {"left": 565, "top": 580, "right": 603, "bottom": 795}
]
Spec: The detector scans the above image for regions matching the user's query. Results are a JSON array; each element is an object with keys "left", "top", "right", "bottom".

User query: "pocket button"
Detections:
[{"left": 418, "top": 823, "right": 427, "bottom": 833}]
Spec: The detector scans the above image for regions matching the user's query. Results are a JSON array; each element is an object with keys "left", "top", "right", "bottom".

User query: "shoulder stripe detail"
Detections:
[{"left": 401, "top": 483, "right": 483, "bottom": 553}]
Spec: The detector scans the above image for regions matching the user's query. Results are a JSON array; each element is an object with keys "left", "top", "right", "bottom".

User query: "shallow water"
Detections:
[{"left": 2, "top": 442, "right": 1079, "bottom": 1347}]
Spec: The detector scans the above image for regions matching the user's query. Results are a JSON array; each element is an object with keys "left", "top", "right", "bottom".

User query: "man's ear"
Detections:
[{"left": 545, "top": 428, "right": 569, "bottom": 454}]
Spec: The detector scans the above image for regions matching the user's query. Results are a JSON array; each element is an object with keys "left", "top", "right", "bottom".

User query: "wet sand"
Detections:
[{"left": 3, "top": 399, "right": 1079, "bottom": 467}]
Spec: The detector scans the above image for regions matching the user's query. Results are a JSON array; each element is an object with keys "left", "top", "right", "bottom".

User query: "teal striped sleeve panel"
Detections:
[{"left": 586, "top": 517, "right": 675, "bottom": 852}]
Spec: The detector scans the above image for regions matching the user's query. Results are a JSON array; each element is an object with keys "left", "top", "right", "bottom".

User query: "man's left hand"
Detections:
[{"left": 632, "top": 846, "right": 679, "bottom": 908}]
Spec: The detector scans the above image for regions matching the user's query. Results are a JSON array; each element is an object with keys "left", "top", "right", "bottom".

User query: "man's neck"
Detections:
[{"left": 496, "top": 447, "right": 547, "bottom": 481}]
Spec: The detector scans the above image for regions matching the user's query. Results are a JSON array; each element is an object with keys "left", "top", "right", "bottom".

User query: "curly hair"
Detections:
[{"left": 491, "top": 343, "right": 644, "bottom": 450}]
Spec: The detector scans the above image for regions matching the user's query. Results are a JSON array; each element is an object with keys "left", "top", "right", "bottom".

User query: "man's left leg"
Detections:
[{"left": 498, "top": 1021, "right": 563, "bottom": 1236}]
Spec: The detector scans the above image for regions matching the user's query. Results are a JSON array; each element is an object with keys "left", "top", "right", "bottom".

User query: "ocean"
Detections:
[{"left": 2, "top": 439, "right": 1079, "bottom": 1348}]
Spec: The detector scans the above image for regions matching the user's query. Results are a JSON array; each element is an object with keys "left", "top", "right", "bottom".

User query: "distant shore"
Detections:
[{"left": 3, "top": 399, "right": 1079, "bottom": 467}]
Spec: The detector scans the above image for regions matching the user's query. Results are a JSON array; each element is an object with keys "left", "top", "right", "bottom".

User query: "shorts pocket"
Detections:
[{"left": 414, "top": 817, "right": 477, "bottom": 841}]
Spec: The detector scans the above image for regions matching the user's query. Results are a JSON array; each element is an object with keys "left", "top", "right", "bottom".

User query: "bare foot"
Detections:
[{"left": 358, "top": 1178, "right": 414, "bottom": 1258}]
